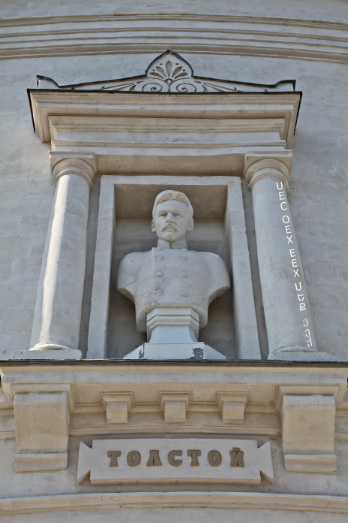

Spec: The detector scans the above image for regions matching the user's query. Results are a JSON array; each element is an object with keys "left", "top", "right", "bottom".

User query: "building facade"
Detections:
[{"left": 0, "top": 1, "right": 348, "bottom": 521}]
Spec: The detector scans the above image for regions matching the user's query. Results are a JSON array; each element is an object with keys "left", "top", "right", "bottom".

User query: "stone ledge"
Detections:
[
  {"left": 12, "top": 349, "right": 82, "bottom": 360},
  {"left": 1, "top": 492, "right": 348, "bottom": 515},
  {"left": 15, "top": 452, "right": 68, "bottom": 473},
  {"left": 283, "top": 453, "right": 337, "bottom": 474}
]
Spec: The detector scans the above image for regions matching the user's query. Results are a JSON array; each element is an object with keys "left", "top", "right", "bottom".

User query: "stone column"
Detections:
[
  {"left": 245, "top": 153, "right": 325, "bottom": 361},
  {"left": 13, "top": 153, "right": 96, "bottom": 360}
]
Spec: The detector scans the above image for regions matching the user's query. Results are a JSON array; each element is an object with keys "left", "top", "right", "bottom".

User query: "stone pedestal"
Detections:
[
  {"left": 123, "top": 342, "right": 226, "bottom": 360},
  {"left": 124, "top": 306, "right": 226, "bottom": 360},
  {"left": 147, "top": 307, "right": 199, "bottom": 343},
  {"left": 13, "top": 154, "right": 95, "bottom": 360}
]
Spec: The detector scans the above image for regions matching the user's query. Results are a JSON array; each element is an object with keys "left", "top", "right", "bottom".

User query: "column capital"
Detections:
[
  {"left": 49, "top": 152, "right": 96, "bottom": 188},
  {"left": 244, "top": 152, "right": 292, "bottom": 191}
]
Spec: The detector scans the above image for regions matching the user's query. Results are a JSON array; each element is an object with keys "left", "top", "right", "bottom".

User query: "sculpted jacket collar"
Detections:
[{"left": 157, "top": 238, "right": 188, "bottom": 249}]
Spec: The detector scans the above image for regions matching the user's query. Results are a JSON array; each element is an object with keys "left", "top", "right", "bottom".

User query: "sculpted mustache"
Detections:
[{"left": 163, "top": 224, "right": 179, "bottom": 231}]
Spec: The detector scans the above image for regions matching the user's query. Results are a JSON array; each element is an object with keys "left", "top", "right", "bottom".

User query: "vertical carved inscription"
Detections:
[{"left": 276, "top": 181, "right": 313, "bottom": 348}]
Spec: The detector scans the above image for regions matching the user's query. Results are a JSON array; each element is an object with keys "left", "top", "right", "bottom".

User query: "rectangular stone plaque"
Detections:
[{"left": 77, "top": 438, "right": 273, "bottom": 485}]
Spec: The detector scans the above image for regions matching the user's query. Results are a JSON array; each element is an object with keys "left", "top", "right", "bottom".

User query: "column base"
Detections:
[
  {"left": 269, "top": 346, "right": 336, "bottom": 361},
  {"left": 123, "top": 342, "right": 226, "bottom": 360},
  {"left": 12, "top": 348, "right": 82, "bottom": 360}
]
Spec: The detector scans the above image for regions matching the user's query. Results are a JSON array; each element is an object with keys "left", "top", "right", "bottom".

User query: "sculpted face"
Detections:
[{"left": 152, "top": 199, "right": 193, "bottom": 243}]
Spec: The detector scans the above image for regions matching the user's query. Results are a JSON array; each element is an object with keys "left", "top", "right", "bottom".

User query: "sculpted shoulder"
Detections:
[
  {"left": 205, "top": 251, "right": 229, "bottom": 270},
  {"left": 202, "top": 251, "right": 231, "bottom": 298},
  {"left": 117, "top": 251, "right": 149, "bottom": 299},
  {"left": 119, "top": 251, "right": 147, "bottom": 269}
]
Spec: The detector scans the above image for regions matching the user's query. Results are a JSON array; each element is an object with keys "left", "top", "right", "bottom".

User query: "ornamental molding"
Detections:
[
  {"left": 36, "top": 50, "right": 296, "bottom": 94},
  {"left": 1, "top": 363, "right": 347, "bottom": 477},
  {"left": 1, "top": 491, "right": 348, "bottom": 515},
  {"left": 2, "top": 15, "right": 348, "bottom": 64},
  {"left": 28, "top": 52, "right": 301, "bottom": 175}
]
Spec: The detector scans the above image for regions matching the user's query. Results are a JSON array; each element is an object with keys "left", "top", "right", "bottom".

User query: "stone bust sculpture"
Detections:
[{"left": 117, "top": 190, "right": 230, "bottom": 359}]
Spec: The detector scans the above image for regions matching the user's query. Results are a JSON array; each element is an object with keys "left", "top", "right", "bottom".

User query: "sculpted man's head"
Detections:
[{"left": 151, "top": 190, "right": 194, "bottom": 248}]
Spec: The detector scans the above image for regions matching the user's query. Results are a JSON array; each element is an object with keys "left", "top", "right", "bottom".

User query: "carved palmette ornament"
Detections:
[
  {"left": 135, "top": 51, "right": 201, "bottom": 93},
  {"left": 36, "top": 50, "right": 295, "bottom": 93}
]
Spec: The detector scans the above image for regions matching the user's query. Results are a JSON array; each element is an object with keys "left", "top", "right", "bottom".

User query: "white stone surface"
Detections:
[
  {"left": 147, "top": 308, "right": 200, "bottom": 344},
  {"left": 117, "top": 190, "right": 230, "bottom": 358},
  {"left": 282, "top": 393, "right": 337, "bottom": 473},
  {"left": 102, "top": 393, "right": 134, "bottom": 424},
  {"left": 123, "top": 342, "right": 226, "bottom": 360},
  {"left": 0, "top": 0, "right": 348, "bottom": 520},
  {"left": 282, "top": 394, "right": 335, "bottom": 453},
  {"left": 225, "top": 184, "right": 260, "bottom": 359},
  {"left": 118, "top": 247, "right": 230, "bottom": 333},
  {"left": 0, "top": 16, "right": 347, "bottom": 360},
  {"left": 89, "top": 177, "right": 252, "bottom": 359},
  {"left": 14, "top": 391, "right": 69, "bottom": 471},
  {"left": 217, "top": 393, "right": 249, "bottom": 424},
  {"left": 0, "top": 362, "right": 347, "bottom": 520},
  {"left": 12, "top": 156, "right": 95, "bottom": 360},
  {"left": 160, "top": 392, "right": 190, "bottom": 423},
  {"left": 2, "top": 0, "right": 348, "bottom": 22},
  {"left": 1, "top": 502, "right": 348, "bottom": 522},
  {"left": 77, "top": 438, "right": 273, "bottom": 485},
  {"left": 29, "top": 90, "right": 300, "bottom": 173},
  {"left": 245, "top": 154, "right": 323, "bottom": 359},
  {"left": 12, "top": 348, "right": 82, "bottom": 360}
]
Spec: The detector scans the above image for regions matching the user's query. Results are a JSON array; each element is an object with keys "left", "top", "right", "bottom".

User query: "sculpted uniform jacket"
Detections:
[{"left": 117, "top": 247, "right": 230, "bottom": 332}]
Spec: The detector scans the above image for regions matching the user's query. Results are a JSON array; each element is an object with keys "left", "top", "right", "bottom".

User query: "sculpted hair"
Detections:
[{"left": 152, "top": 190, "right": 194, "bottom": 219}]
